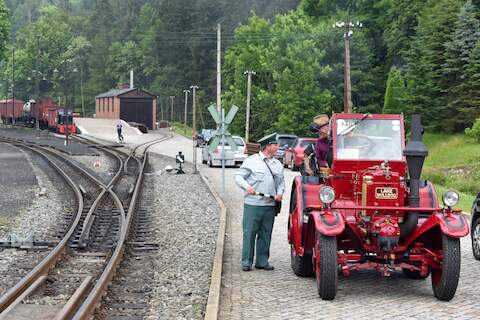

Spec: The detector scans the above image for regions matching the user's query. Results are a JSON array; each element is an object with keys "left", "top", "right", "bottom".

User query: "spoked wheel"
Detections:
[
  {"left": 313, "top": 231, "right": 337, "bottom": 300},
  {"left": 471, "top": 216, "right": 480, "bottom": 260},
  {"left": 290, "top": 245, "right": 314, "bottom": 277},
  {"left": 431, "top": 233, "right": 461, "bottom": 301}
]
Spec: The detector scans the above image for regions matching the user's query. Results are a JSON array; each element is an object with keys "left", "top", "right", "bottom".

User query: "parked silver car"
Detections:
[{"left": 202, "top": 136, "right": 246, "bottom": 167}]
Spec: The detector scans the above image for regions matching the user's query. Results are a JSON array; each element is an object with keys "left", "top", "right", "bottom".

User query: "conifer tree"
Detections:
[
  {"left": 463, "top": 40, "right": 480, "bottom": 125},
  {"left": 442, "top": 0, "right": 480, "bottom": 130},
  {"left": 382, "top": 66, "right": 407, "bottom": 114}
]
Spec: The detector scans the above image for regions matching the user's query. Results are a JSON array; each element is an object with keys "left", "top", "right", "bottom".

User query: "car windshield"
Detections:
[
  {"left": 233, "top": 137, "right": 245, "bottom": 146},
  {"left": 335, "top": 119, "right": 403, "bottom": 160},
  {"left": 299, "top": 140, "right": 315, "bottom": 148},
  {"left": 278, "top": 137, "right": 296, "bottom": 148}
]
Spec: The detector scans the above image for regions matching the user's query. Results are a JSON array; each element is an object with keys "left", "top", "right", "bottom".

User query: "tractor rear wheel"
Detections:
[
  {"left": 471, "top": 216, "right": 480, "bottom": 260},
  {"left": 431, "top": 233, "right": 461, "bottom": 301},
  {"left": 314, "top": 231, "right": 337, "bottom": 300},
  {"left": 290, "top": 245, "right": 313, "bottom": 277}
]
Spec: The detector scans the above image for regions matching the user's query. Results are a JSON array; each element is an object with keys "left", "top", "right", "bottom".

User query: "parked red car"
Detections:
[{"left": 283, "top": 138, "right": 316, "bottom": 171}]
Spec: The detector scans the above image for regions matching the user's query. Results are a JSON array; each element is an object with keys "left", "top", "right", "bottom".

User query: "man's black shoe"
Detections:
[
  {"left": 255, "top": 265, "right": 274, "bottom": 270},
  {"left": 242, "top": 266, "right": 251, "bottom": 271}
]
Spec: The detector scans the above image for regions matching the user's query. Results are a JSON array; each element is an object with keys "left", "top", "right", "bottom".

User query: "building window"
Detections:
[{"left": 112, "top": 99, "right": 114, "bottom": 112}]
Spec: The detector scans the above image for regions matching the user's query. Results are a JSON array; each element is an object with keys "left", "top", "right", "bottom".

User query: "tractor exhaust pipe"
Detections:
[{"left": 401, "top": 114, "right": 428, "bottom": 237}]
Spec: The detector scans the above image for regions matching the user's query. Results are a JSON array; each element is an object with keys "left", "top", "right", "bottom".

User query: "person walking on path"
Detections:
[
  {"left": 116, "top": 120, "right": 124, "bottom": 143},
  {"left": 235, "top": 133, "right": 285, "bottom": 272}
]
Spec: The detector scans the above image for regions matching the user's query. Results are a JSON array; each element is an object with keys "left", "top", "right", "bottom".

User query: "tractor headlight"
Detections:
[
  {"left": 442, "top": 190, "right": 459, "bottom": 207},
  {"left": 319, "top": 186, "right": 335, "bottom": 204}
]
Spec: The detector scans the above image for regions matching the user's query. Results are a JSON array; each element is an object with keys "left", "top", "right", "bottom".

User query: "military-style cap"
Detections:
[{"left": 257, "top": 133, "right": 279, "bottom": 146}]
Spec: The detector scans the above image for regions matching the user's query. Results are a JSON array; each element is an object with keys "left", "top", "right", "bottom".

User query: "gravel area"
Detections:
[
  {"left": 70, "top": 150, "right": 118, "bottom": 184},
  {"left": 0, "top": 145, "right": 74, "bottom": 241},
  {"left": 144, "top": 154, "right": 220, "bottom": 319},
  {"left": 0, "top": 144, "right": 76, "bottom": 295}
]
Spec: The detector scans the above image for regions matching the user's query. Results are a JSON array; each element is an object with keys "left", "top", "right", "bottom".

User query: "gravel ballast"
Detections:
[{"left": 145, "top": 155, "right": 220, "bottom": 319}]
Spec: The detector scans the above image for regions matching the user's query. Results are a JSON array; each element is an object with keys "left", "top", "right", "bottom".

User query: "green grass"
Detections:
[
  {"left": 420, "top": 132, "right": 480, "bottom": 212},
  {"left": 172, "top": 122, "right": 194, "bottom": 139},
  {"left": 423, "top": 133, "right": 480, "bottom": 168},
  {"left": 434, "top": 185, "right": 476, "bottom": 214}
]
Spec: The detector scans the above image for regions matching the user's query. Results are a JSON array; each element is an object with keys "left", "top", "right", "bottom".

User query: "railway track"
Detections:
[{"left": 0, "top": 134, "right": 172, "bottom": 319}]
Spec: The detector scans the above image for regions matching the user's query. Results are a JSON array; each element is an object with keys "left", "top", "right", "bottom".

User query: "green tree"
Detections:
[
  {"left": 382, "top": 66, "right": 407, "bottom": 114},
  {"left": 405, "top": 0, "right": 461, "bottom": 131},
  {"left": 442, "top": 0, "right": 480, "bottom": 131}
]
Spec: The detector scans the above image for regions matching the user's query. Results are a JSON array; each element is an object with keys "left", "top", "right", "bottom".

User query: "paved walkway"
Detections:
[{"left": 76, "top": 125, "right": 480, "bottom": 319}]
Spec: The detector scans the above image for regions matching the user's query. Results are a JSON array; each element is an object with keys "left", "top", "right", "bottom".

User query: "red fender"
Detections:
[
  {"left": 435, "top": 213, "right": 469, "bottom": 237},
  {"left": 308, "top": 209, "right": 345, "bottom": 237},
  {"left": 405, "top": 212, "right": 469, "bottom": 246}
]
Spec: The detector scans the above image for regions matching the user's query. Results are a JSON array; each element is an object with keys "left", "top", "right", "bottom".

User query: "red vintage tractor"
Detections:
[{"left": 288, "top": 113, "right": 469, "bottom": 301}]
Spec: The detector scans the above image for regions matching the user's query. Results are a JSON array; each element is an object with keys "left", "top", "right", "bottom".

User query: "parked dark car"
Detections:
[
  {"left": 471, "top": 193, "right": 480, "bottom": 260},
  {"left": 196, "top": 128, "right": 215, "bottom": 146},
  {"left": 275, "top": 133, "right": 297, "bottom": 163}
]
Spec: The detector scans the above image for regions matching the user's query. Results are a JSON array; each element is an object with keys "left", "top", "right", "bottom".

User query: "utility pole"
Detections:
[
  {"left": 169, "top": 95, "right": 175, "bottom": 129},
  {"left": 80, "top": 65, "right": 85, "bottom": 117},
  {"left": 11, "top": 47, "right": 15, "bottom": 125},
  {"left": 183, "top": 89, "right": 190, "bottom": 135},
  {"left": 35, "top": 36, "right": 40, "bottom": 130},
  {"left": 216, "top": 23, "right": 221, "bottom": 114},
  {"left": 334, "top": 21, "right": 362, "bottom": 113},
  {"left": 243, "top": 70, "right": 255, "bottom": 143},
  {"left": 190, "top": 85, "right": 199, "bottom": 174}
]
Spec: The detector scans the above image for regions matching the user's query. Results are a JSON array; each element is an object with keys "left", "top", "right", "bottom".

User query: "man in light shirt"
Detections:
[{"left": 235, "top": 133, "right": 285, "bottom": 272}]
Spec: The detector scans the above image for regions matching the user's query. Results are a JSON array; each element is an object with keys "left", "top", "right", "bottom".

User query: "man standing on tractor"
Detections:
[
  {"left": 303, "top": 114, "right": 331, "bottom": 176},
  {"left": 235, "top": 133, "right": 285, "bottom": 272}
]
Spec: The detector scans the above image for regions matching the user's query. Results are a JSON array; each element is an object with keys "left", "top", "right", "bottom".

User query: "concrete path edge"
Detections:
[{"left": 200, "top": 169, "right": 227, "bottom": 320}]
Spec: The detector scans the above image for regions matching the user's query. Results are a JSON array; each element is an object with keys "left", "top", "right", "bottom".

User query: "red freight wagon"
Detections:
[
  {"left": 0, "top": 99, "right": 25, "bottom": 121},
  {"left": 32, "top": 97, "right": 59, "bottom": 129}
]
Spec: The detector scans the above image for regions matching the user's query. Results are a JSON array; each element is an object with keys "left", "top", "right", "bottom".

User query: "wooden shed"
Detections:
[{"left": 95, "top": 87, "right": 157, "bottom": 130}]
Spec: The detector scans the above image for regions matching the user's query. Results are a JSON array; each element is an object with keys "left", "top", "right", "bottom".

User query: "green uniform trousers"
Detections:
[{"left": 242, "top": 203, "right": 276, "bottom": 268}]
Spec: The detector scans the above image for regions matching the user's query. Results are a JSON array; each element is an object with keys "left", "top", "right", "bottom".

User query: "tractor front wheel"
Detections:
[
  {"left": 314, "top": 231, "right": 337, "bottom": 300},
  {"left": 431, "top": 233, "right": 461, "bottom": 301}
]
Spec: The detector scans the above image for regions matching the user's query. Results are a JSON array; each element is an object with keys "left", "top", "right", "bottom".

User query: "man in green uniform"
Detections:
[{"left": 235, "top": 133, "right": 285, "bottom": 271}]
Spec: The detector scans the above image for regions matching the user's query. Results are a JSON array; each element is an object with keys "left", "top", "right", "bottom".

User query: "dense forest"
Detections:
[{"left": 0, "top": 0, "right": 479, "bottom": 140}]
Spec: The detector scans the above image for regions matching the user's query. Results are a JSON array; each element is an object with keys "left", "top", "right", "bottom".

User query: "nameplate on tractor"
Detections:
[{"left": 375, "top": 187, "right": 398, "bottom": 200}]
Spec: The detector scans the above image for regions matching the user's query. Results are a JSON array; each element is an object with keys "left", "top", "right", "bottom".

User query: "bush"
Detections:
[{"left": 465, "top": 118, "right": 480, "bottom": 141}]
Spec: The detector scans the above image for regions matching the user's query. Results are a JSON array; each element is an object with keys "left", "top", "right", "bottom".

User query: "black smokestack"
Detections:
[{"left": 401, "top": 114, "right": 428, "bottom": 236}]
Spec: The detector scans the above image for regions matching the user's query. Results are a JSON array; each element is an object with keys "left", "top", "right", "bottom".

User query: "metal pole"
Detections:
[
  {"left": 35, "top": 36, "right": 40, "bottom": 130},
  {"left": 190, "top": 85, "right": 199, "bottom": 174},
  {"left": 221, "top": 107, "right": 225, "bottom": 195},
  {"left": 216, "top": 23, "right": 221, "bottom": 114},
  {"left": 243, "top": 70, "right": 255, "bottom": 143},
  {"left": 80, "top": 66, "right": 85, "bottom": 117},
  {"left": 11, "top": 47, "right": 15, "bottom": 125},
  {"left": 169, "top": 95, "right": 175, "bottom": 129},
  {"left": 183, "top": 89, "right": 190, "bottom": 135}
]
